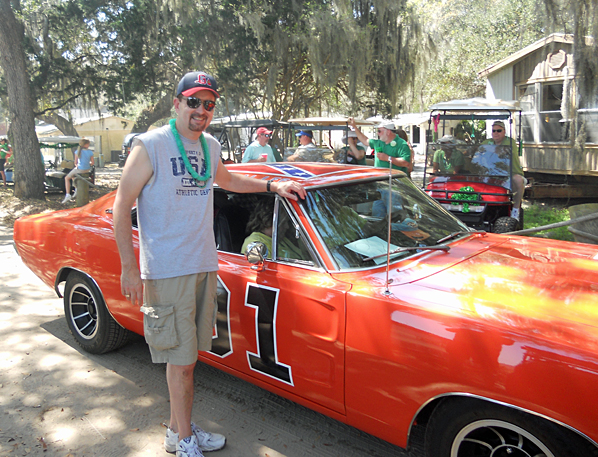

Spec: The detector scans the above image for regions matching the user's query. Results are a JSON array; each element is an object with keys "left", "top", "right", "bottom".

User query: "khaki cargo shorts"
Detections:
[{"left": 142, "top": 272, "right": 217, "bottom": 366}]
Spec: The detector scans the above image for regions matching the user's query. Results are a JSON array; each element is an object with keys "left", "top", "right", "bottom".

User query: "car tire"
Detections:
[
  {"left": 64, "top": 271, "right": 131, "bottom": 354},
  {"left": 493, "top": 216, "right": 519, "bottom": 233},
  {"left": 424, "top": 397, "right": 598, "bottom": 457}
]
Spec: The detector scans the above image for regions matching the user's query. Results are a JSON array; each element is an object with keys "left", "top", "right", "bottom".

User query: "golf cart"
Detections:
[
  {"left": 209, "top": 118, "right": 289, "bottom": 162},
  {"left": 423, "top": 98, "right": 523, "bottom": 233},
  {"left": 286, "top": 117, "right": 376, "bottom": 163},
  {"left": 39, "top": 136, "right": 95, "bottom": 193}
]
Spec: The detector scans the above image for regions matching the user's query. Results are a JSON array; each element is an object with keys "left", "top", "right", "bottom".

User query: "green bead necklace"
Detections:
[{"left": 169, "top": 119, "right": 211, "bottom": 183}]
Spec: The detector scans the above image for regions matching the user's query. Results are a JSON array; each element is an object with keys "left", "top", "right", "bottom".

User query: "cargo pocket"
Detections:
[{"left": 142, "top": 304, "right": 179, "bottom": 351}]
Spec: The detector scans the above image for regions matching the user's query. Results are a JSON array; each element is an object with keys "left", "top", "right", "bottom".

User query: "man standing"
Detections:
[
  {"left": 113, "top": 71, "right": 305, "bottom": 457},
  {"left": 241, "top": 127, "right": 280, "bottom": 163},
  {"left": 482, "top": 120, "right": 526, "bottom": 220},
  {"left": 348, "top": 119, "right": 411, "bottom": 174}
]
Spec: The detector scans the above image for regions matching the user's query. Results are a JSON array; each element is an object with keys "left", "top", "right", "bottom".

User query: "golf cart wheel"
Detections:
[
  {"left": 425, "top": 397, "right": 598, "bottom": 457},
  {"left": 494, "top": 216, "right": 519, "bottom": 233},
  {"left": 63, "top": 271, "right": 131, "bottom": 354}
]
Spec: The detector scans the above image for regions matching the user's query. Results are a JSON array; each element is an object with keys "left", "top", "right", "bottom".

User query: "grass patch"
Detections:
[{"left": 523, "top": 204, "right": 574, "bottom": 241}]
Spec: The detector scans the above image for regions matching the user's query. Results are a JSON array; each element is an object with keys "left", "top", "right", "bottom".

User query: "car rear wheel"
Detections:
[
  {"left": 425, "top": 398, "right": 597, "bottom": 457},
  {"left": 64, "top": 271, "right": 131, "bottom": 354},
  {"left": 494, "top": 216, "right": 519, "bottom": 233}
]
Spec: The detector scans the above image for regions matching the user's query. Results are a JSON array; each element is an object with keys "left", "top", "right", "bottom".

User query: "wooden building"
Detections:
[{"left": 479, "top": 33, "right": 598, "bottom": 186}]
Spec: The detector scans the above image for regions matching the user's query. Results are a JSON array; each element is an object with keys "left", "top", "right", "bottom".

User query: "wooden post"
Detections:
[{"left": 74, "top": 173, "right": 95, "bottom": 207}]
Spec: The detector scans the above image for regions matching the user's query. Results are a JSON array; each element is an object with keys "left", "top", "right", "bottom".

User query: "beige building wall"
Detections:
[
  {"left": 75, "top": 116, "right": 134, "bottom": 163},
  {"left": 40, "top": 115, "right": 135, "bottom": 164}
]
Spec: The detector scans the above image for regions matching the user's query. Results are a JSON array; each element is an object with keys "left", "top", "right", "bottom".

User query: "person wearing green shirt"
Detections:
[
  {"left": 339, "top": 131, "right": 367, "bottom": 165},
  {"left": 0, "top": 139, "right": 12, "bottom": 186},
  {"left": 348, "top": 118, "right": 411, "bottom": 174},
  {"left": 482, "top": 120, "right": 526, "bottom": 220},
  {"left": 433, "top": 146, "right": 465, "bottom": 174}
]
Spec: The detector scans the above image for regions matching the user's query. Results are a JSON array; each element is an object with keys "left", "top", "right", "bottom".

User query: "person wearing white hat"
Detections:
[
  {"left": 482, "top": 120, "right": 526, "bottom": 220},
  {"left": 340, "top": 130, "right": 367, "bottom": 165},
  {"left": 348, "top": 118, "right": 411, "bottom": 173}
]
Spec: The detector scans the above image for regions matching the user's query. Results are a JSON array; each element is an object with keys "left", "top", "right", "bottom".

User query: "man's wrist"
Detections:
[{"left": 267, "top": 179, "right": 274, "bottom": 192}]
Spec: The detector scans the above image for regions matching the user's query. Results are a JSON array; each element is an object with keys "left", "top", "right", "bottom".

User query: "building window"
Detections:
[{"left": 517, "top": 82, "right": 571, "bottom": 143}]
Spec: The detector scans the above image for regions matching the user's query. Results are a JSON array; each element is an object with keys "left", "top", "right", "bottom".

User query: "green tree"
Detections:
[{"left": 0, "top": 0, "right": 45, "bottom": 199}]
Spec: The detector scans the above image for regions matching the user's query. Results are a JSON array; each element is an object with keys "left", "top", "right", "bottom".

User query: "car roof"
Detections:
[{"left": 224, "top": 162, "right": 405, "bottom": 189}]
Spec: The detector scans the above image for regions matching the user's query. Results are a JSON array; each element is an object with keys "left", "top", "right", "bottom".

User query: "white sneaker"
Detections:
[
  {"left": 72, "top": 188, "right": 77, "bottom": 198},
  {"left": 165, "top": 423, "right": 226, "bottom": 453},
  {"left": 511, "top": 207, "right": 520, "bottom": 220},
  {"left": 61, "top": 194, "right": 72, "bottom": 204},
  {"left": 176, "top": 435, "right": 204, "bottom": 457}
]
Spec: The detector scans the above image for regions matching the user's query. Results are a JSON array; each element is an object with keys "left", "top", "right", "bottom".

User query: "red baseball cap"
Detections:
[
  {"left": 256, "top": 127, "right": 272, "bottom": 135},
  {"left": 177, "top": 71, "right": 220, "bottom": 98}
]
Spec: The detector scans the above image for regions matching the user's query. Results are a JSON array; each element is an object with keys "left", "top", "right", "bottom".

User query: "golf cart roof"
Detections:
[
  {"left": 38, "top": 136, "right": 92, "bottom": 144},
  {"left": 287, "top": 117, "right": 376, "bottom": 131},
  {"left": 429, "top": 98, "right": 521, "bottom": 113},
  {"left": 210, "top": 118, "right": 289, "bottom": 130}
]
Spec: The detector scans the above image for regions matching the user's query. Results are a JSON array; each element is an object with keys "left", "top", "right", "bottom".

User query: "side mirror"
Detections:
[{"left": 246, "top": 242, "right": 268, "bottom": 271}]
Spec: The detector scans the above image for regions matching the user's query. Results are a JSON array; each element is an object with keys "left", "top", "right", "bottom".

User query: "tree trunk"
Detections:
[
  {"left": 0, "top": 0, "right": 45, "bottom": 200},
  {"left": 0, "top": 0, "right": 45, "bottom": 199},
  {"left": 131, "top": 93, "right": 174, "bottom": 133},
  {"left": 37, "top": 113, "right": 79, "bottom": 138}
]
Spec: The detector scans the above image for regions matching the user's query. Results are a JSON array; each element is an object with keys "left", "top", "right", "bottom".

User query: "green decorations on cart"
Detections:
[{"left": 451, "top": 186, "right": 478, "bottom": 213}]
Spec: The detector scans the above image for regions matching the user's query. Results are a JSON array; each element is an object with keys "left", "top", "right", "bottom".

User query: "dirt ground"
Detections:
[{"left": 0, "top": 164, "right": 122, "bottom": 228}]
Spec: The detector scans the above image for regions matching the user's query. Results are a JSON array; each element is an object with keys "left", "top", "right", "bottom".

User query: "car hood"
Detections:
[
  {"left": 415, "top": 236, "right": 598, "bottom": 325},
  {"left": 339, "top": 234, "right": 598, "bottom": 332}
]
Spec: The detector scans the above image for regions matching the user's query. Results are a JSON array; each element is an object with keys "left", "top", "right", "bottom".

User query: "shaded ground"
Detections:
[
  {"left": 0, "top": 164, "right": 122, "bottom": 228},
  {"left": 1, "top": 224, "right": 422, "bottom": 457}
]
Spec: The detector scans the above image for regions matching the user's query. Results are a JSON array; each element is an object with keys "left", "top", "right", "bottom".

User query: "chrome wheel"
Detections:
[
  {"left": 451, "top": 419, "right": 554, "bottom": 457},
  {"left": 64, "top": 271, "right": 131, "bottom": 354},
  {"left": 424, "top": 398, "right": 595, "bottom": 457},
  {"left": 67, "top": 281, "right": 99, "bottom": 340}
]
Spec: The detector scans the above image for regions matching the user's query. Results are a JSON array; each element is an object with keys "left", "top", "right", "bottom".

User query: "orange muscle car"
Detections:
[{"left": 14, "top": 163, "right": 598, "bottom": 457}]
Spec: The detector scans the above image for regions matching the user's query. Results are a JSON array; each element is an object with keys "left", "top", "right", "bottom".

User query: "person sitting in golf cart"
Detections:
[
  {"left": 432, "top": 135, "right": 464, "bottom": 175},
  {"left": 337, "top": 130, "right": 367, "bottom": 165},
  {"left": 481, "top": 121, "right": 526, "bottom": 221}
]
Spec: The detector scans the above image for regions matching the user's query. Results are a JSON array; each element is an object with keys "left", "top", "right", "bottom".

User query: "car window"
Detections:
[
  {"left": 301, "top": 176, "right": 469, "bottom": 270},
  {"left": 275, "top": 201, "right": 315, "bottom": 266}
]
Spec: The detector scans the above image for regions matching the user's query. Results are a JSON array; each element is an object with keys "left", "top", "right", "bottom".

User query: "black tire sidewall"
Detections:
[
  {"left": 63, "top": 272, "right": 112, "bottom": 354},
  {"left": 494, "top": 216, "right": 519, "bottom": 233},
  {"left": 425, "top": 398, "right": 592, "bottom": 457}
]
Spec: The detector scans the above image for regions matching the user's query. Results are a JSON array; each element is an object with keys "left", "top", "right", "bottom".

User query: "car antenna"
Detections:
[{"left": 384, "top": 155, "right": 393, "bottom": 296}]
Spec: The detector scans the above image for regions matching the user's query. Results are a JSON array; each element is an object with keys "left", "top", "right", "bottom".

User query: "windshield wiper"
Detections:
[
  {"left": 436, "top": 230, "right": 486, "bottom": 245},
  {"left": 364, "top": 245, "right": 450, "bottom": 262}
]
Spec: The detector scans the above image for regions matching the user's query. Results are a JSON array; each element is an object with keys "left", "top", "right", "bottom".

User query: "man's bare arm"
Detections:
[
  {"left": 215, "top": 164, "right": 306, "bottom": 200},
  {"left": 348, "top": 142, "right": 365, "bottom": 160},
  {"left": 348, "top": 118, "right": 371, "bottom": 147},
  {"left": 113, "top": 143, "right": 153, "bottom": 306}
]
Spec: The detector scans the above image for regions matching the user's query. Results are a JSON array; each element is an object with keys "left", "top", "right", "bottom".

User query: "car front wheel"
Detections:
[
  {"left": 64, "top": 271, "right": 131, "bottom": 354},
  {"left": 425, "top": 398, "right": 597, "bottom": 457}
]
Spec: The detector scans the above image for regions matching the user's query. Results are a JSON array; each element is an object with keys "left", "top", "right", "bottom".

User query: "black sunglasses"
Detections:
[
  {"left": 492, "top": 129, "right": 504, "bottom": 133},
  {"left": 185, "top": 97, "right": 216, "bottom": 111},
  {"left": 260, "top": 133, "right": 271, "bottom": 138}
]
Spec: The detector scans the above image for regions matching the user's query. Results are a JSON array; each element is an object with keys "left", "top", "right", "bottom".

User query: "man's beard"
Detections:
[{"left": 188, "top": 113, "right": 210, "bottom": 132}]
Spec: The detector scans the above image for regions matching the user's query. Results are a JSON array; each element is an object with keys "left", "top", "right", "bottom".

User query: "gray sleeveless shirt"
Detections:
[{"left": 133, "top": 124, "right": 221, "bottom": 279}]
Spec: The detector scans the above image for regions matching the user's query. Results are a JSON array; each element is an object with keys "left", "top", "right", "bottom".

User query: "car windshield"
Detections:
[
  {"left": 428, "top": 143, "right": 514, "bottom": 189},
  {"left": 300, "top": 176, "right": 469, "bottom": 270}
]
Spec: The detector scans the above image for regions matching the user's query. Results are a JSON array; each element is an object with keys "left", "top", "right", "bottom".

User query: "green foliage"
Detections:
[
  {"left": 523, "top": 204, "right": 574, "bottom": 241},
  {"left": 410, "top": 0, "right": 547, "bottom": 111}
]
